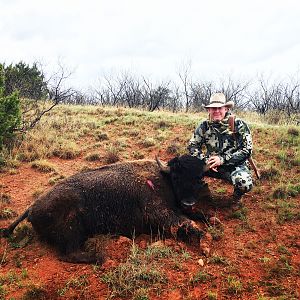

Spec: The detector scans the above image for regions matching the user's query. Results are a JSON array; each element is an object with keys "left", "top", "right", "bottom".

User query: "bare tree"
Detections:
[
  {"left": 218, "top": 76, "right": 250, "bottom": 110},
  {"left": 178, "top": 60, "right": 193, "bottom": 112},
  {"left": 19, "top": 61, "right": 75, "bottom": 131}
]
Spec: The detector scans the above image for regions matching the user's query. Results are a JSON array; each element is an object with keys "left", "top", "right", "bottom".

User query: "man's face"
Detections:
[{"left": 208, "top": 106, "right": 228, "bottom": 121}]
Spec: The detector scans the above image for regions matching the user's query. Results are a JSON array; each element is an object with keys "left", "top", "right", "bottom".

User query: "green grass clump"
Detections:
[
  {"left": 52, "top": 141, "right": 81, "bottom": 159},
  {"left": 209, "top": 255, "right": 229, "bottom": 265},
  {"left": 0, "top": 193, "right": 11, "bottom": 203},
  {"left": 85, "top": 152, "right": 101, "bottom": 161},
  {"left": 265, "top": 255, "right": 294, "bottom": 279},
  {"left": 191, "top": 271, "right": 214, "bottom": 284},
  {"left": 229, "top": 207, "right": 248, "bottom": 221},
  {"left": 95, "top": 131, "right": 109, "bottom": 141},
  {"left": 207, "top": 225, "right": 224, "bottom": 241},
  {"left": 207, "top": 291, "right": 218, "bottom": 300},
  {"left": 272, "top": 183, "right": 300, "bottom": 199},
  {"left": 48, "top": 174, "right": 65, "bottom": 185},
  {"left": 226, "top": 275, "right": 243, "bottom": 295},
  {"left": 141, "top": 138, "right": 156, "bottom": 148},
  {"left": 31, "top": 160, "right": 56, "bottom": 173},
  {"left": 57, "top": 275, "right": 89, "bottom": 297},
  {"left": 101, "top": 243, "right": 168, "bottom": 298},
  {"left": 22, "top": 284, "right": 47, "bottom": 300},
  {"left": 0, "top": 208, "right": 17, "bottom": 219},
  {"left": 260, "top": 165, "right": 281, "bottom": 180},
  {"left": 104, "top": 146, "right": 120, "bottom": 164}
]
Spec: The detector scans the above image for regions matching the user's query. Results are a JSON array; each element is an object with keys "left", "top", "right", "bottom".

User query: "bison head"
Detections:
[{"left": 157, "top": 155, "right": 208, "bottom": 208}]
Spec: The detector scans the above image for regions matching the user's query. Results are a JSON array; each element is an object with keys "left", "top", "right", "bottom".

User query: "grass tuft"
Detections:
[
  {"left": 101, "top": 242, "right": 169, "bottom": 298},
  {"left": 31, "top": 160, "right": 56, "bottom": 173},
  {"left": 85, "top": 152, "right": 101, "bottom": 161},
  {"left": 22, "top": 284, "right": 47, "bottom": 300},
  {"left": 104, "top": 146, "right": 120, "bottom": 164}
]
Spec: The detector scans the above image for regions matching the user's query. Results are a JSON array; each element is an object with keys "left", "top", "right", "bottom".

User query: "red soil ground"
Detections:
[{"left": 0, "top": 153, "right": 299, "bottom": 300}]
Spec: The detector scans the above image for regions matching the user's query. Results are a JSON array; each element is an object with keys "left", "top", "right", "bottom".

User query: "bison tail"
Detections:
[{"left": 0, "top": 208, "right": 30, "bottom": 238}]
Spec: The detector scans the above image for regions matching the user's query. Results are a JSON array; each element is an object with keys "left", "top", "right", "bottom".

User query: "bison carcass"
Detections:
[{"left": 1, "top": 155, "right": 209, "bottom": 263}]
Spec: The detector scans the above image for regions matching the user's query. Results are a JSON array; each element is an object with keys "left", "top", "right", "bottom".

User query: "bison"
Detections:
[{"left": 1, "top": 155, "right": 210, "bottom": 263}]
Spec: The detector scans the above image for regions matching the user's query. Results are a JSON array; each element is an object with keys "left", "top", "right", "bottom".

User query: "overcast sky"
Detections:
[{"left": 1, "top": 0, "right": 300, "bottom": 90}]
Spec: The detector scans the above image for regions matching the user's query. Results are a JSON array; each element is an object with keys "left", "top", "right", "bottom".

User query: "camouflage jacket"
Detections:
[{"left": 188, "top": 113, "right": 252, "bottom": 167}]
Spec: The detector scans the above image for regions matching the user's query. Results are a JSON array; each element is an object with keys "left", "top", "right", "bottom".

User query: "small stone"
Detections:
[{"left": 198, "top": 258, "right": 204, "bottom": 266}]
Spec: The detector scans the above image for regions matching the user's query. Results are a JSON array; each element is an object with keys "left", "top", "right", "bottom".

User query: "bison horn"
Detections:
[{"left": 155, "top": 156, "right": 170, "bottom": 173}]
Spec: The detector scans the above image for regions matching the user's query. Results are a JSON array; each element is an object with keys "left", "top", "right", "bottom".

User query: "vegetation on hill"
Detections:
[{"left": 0, "top": 105, "right": 299, "bottom": 299}]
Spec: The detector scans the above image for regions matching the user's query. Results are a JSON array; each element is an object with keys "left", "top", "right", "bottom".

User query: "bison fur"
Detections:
[{"left": 1, "top": 155, "right": 209, "bottom": 263}]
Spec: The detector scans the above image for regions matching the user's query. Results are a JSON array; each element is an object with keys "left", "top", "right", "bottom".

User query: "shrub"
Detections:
[
  {"left": 85, "top": 152, "right": 101, "bottom": 161},
  {"left": 104, "top": 146, "right": 120, "bottom": 164},
  {"left": 31, "top": 160, "right": 56, "bottom": 173},
  {"left": 0, "top": 65, "right": 21, "bottom": 149}
]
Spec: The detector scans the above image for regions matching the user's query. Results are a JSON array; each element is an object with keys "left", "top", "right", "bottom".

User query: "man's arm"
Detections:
[
  {"left": 221, "top": 119, "right": 252, "bottom": 166},
  {"left": 187, "top": 122, "right": 207, "bottom": 161}
]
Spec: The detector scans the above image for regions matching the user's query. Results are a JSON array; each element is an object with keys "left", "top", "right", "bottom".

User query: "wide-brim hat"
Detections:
[{"left": 204, "top": 93, "right": 234, "bottom": 109}]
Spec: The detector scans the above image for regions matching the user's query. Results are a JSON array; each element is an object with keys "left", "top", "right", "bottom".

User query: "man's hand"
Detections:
[{"left": 207, "top": 155, "right": 223, "bottom": 172}]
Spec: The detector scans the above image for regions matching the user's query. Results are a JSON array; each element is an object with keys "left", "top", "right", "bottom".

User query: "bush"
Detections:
[{"left": 0, "top": 65, "right": 21, "bottom": 149}]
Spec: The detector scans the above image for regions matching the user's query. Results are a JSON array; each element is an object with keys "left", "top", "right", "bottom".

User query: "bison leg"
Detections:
[
  {"left": 49, "top": 213, "right": 103, "bottom": 264},
  {"left": 175, "top": 220, "right": 204, "bottom": 244}
]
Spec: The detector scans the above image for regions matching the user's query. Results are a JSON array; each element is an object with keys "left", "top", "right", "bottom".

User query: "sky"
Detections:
[{"left": 1, "top": 0, "right": 300, "bottom": 90}]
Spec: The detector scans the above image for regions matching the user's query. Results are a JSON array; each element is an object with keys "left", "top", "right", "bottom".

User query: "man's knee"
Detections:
[{"left": 232, "top": 169, "right": 253, "bottom": 194}]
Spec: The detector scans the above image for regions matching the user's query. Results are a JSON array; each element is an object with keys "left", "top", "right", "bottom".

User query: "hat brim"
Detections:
[{"left": 204, "top": 101, "right": 234, "bottom": 109}]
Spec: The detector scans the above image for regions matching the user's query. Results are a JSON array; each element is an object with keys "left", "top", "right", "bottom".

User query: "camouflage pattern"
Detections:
[{"left": 188, "top": 113, "right": 253, "bottom": 195}]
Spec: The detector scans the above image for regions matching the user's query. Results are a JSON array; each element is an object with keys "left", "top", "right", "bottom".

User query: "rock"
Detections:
[{"left": 198, "top": 258, "right": 204, "bottom": 266}]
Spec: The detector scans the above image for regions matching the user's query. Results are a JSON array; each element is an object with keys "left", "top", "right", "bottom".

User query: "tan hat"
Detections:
[{"left": 204, "top": 93, "right": 234, "bottom": 109}]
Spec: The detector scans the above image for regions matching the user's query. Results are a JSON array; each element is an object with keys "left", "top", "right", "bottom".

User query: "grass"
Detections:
[
  {"left": 207, "top": 290, "right": 218, "bottom": 300},
  {"left": 0, "top": 193, "right": 11, "bottom": 203},
  {"left": 191, "top": 271, "right": 214, "bottom": 284},
  {"left": 100, "top": 242, "right": 172, "bottom": 298},
  {"left": 57, "top": 275, "right": 89, "bottom": 297},
  {"left": 209, "top": 255, "right": 229, "bottom": 266},
  {"left": 22, "top": 284, "right": 47, "bottom": 300},
  {"left": 0, "top": 208, "right": 17, "bottom": 219},
  {"left": 226, "top": 275, "right": 243, "bottom": 295},
  {"left": 207, "top": 225, "right": 224, "bottom": 241},
  {"left": 30, "top": 159, "right": 56, "bottom": 173},
  {"left": 0, "top": 105, "right": 299, "bottom": 299},
  {"left": 85, "top": 152, "right": 101, "bottom": 161},
  {"left": 104, "top": 145, "right": 120, "bottom": 164}
]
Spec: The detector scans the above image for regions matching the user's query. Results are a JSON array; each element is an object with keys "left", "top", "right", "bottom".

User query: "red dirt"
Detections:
[{"left": 1, "top": 151, "right": 299, "bottom": 299}]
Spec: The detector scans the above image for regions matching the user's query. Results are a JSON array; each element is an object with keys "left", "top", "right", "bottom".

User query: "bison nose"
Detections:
[{"left": 181, "top": 197, "right": 197, "bottom": 207}]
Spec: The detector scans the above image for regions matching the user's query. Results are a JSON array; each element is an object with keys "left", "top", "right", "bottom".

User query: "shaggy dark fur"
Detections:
[{"left": 1, "top": 155, "right": 207, "bottom": 263}]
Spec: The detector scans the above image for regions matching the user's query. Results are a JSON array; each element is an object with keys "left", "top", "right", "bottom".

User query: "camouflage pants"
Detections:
[{"left": 205, "top": 164, "right": 253, "bottom": 196}]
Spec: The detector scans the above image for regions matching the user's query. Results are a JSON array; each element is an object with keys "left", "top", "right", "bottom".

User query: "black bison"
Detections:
[{"left": 1, "top": 155, "right": 209, "bottom": 263}]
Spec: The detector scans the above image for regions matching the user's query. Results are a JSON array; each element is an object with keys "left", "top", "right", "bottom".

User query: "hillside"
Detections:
[{"left": 0, "top": 105, "right": 299, "bottom": 300}]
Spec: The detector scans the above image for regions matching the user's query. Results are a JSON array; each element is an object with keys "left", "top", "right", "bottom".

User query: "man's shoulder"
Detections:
[{"left": 230, "top": 115, "right": 248, "bottom": 125}]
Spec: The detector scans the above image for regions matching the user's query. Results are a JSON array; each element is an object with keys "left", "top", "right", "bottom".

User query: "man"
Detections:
[{"left": 188, "top": 92, "right": 253, "bottom": 208}]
